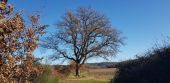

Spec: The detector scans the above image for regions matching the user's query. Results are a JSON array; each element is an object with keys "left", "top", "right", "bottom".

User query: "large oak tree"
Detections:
[{"left": 43, "top": 7, "right": 124, "bottom": 76}]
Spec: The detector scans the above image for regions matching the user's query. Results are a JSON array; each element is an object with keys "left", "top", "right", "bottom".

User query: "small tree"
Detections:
[
  {"left": 0, "top": 0, "right": 47, "bottom": 82},
  {"left": 43, "top": 7, "right": 123, "bottom": 76}
]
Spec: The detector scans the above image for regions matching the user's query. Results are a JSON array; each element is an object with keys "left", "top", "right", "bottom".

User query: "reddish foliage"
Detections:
[{"left": 0, "top": 1, "right": 46, "bottom": 83}]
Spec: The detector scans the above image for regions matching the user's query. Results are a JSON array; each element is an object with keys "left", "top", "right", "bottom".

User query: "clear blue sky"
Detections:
[{"left": 9, "top": 0, "right": 170, "bottom": 63}]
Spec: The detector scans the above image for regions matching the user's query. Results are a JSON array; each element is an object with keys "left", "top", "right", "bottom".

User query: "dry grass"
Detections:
[
  {"left": 59, "top": 79, "right": 109, "bottom": 83},
  {"left": 87, "top": 68, "right": 116, "bottom": 80},
  {"left": 58, "top": 68, "right": 117, "bottom": 83}
]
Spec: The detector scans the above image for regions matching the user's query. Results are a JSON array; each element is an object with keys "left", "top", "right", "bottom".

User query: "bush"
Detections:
[
  {"left": 34, "top": 65, "right": 59, "bottom": 83},
  {"left": 111, "top": 45, "right": 170, "bottom": 83}
]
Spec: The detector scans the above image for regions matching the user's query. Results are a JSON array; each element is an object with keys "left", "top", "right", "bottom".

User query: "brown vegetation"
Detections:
[
  {"left": 0, "top": 0, "right": 47, "bottom": 83},
  {"left": 52, "top": 64, "right": 116, "bottom": 83}
]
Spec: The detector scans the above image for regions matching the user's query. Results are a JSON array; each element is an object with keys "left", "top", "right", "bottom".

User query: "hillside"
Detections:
[{"left": 111, "top": 46, "right": 170, "bottom": 83}]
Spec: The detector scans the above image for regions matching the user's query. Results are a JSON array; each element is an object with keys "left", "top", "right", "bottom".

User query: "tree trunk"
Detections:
[{"left": 75, "top": 63, "right": 80, "bottom": 77}]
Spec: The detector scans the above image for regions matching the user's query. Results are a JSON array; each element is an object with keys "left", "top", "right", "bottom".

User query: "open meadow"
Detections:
[{"left": 57, "top": 68, "right": 117, "bottom": 83}]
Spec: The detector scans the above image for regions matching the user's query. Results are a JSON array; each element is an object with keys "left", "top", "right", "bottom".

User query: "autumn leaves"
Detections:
[{"left": 0, "top": 0, "right": 46, "bottom": 83}]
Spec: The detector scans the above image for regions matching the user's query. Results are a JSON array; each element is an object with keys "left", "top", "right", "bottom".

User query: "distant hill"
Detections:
[
  {"left": 52, "top": 62, "right": 118, "bottom": 70},
  {"left": 85, "top": 62, "right": 118, "bottom": 68}
]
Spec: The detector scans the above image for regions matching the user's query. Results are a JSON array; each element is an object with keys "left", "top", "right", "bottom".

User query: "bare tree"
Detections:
[{"left": 43, "top": 7, "right": 124, "bottom": 76}]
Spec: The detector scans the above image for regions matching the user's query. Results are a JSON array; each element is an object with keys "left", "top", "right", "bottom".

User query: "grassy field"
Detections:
[
  {"left": 60, "top": 79, "right": 109, "bottom": 83},
  {"left": 58, "top": 68, "right": 117, "bottom": 83}
]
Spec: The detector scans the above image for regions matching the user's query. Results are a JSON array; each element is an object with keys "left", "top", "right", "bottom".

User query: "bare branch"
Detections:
[{"left": 42, "top": 7, "right": 124, "bottom": 76}]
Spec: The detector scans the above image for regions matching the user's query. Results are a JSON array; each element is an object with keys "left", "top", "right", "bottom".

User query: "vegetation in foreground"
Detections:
[
  {"left": 111, "top": 44, "right": 170, "bottom": 83},
  {"left": 34, "top": 65, "right": 59, "bottom": 83},
  {"left": 0, "top": 0, "right": 47, "bottom": 83}
]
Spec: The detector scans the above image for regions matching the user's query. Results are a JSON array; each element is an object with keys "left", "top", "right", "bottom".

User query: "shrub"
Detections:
[
  {"left": 34, "top": 65, "right": 59, "bottom": 83},
  {"left": 0, "top": 1, "right": 46, "bottom": 83},
  {"left": 111, "top": 45, "right": 170, "bottom": 83}
]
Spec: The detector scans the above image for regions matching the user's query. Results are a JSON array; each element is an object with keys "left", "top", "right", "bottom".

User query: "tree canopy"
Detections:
[{"left": 43, "top": 7, "right": 124, "bottom": 76}]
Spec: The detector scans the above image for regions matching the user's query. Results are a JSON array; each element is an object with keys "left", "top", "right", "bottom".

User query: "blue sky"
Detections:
[{"left": 9, "top": 0, "right": 170, "bottom": 63}]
